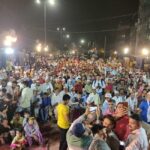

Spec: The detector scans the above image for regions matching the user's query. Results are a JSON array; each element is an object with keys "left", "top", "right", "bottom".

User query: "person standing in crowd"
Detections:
[
  {"left": 19, "top": 81, "right": 33, "bottom": 112},
  {"left": 125, "top": 114, "right": 148, "bottom": 150},
  {"left": 126, "top": 91, "right": 138, "bottom": 114},
  {"left": 139, "top": 92, "right": 150, "bottom": 124},
  {"left": 102, "top": 93, "right": 112, "bottom": 114},
  {"left": 102, "top": 115, "right": 120, "bottom": 150},
  {"left": 57, "top": 94, "right": 71, "bottom": 150},
  {"left": 40, "top": 92, "right": 51, "bottom": 122},
  {"left": 103, "top": 100, "right": 115, "bottom": 116},
  {"left": 113, "top": 102, "right": 129, "bottom": 142},
  {"left": 87, "top": 87, "right": 101, "bottom": 107},
  {"left": 67, "top": 107, "right": 97, "bottom": 150},
  {"left": 89, "top": 124, "right": 111, "bottom": 150}
]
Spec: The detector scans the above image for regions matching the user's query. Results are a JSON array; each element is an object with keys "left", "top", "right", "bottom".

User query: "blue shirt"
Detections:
[{"left": 139, "top": 100, "right": 150, "bottom": 124}]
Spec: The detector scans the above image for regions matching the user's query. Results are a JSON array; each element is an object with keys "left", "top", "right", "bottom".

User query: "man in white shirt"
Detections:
[
  {"left": 126, "top": 92, "right": 137, "bottom": 113},
  {"left": 86, "top": 88, "right": 101, "bottom": 106},
  {"left": 125, "top": 114, "right": 148, "bottom": 150},
  {"left": 40, "top": 79, "right": 53, "bottom": 93},
  {"left": 112, "top": 91, "right": 123, "bottom": 106},
  {"left": 20, "top": 81, "right": 33, "bottom": 112}
]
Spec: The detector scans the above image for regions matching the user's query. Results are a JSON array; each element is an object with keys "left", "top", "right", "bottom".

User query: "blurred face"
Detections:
[
  {"left": 15, "top": 114, "right": 20, "bottom": 119},
  {"left": 2, "top": 119, "right": 8, "bottom": 126},
  {"left": 98, "top": 130, "right": 105, "bottom": 139},
  {"left": 128, "top": 118, "right": 140, "bottom": 132},
  {"left": 102, "top": 118, "right": 113, "bottom": 130},
  {"left": 108, "top": 102, "right": 114, "bottom": 109},
  {"left": 24, "top": 113, "right": 30, "bottom": 118},
  {"left": 16, "top": 131, "right": 22, "bottom": 137},
  {"left": 77, "top": 94, "right": 81, "bottom": 99},
  {"left": 147, "top": 93, "right": 150, "bottom": 101},
  {"left": 29, "top": 119, "right": 34, "bottom": 125},
  {"left": 116, "top": 104, "right": 124, "bottom": 113}
]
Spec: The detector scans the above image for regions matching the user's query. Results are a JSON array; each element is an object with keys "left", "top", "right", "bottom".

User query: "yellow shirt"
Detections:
[{"left": 57, "top": 103, "right": 70, "bottom": 129}]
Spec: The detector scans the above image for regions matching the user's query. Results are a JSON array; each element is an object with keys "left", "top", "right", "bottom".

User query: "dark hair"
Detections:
[
  {"left": 23, "top": 81, "right": 29, "bottom": 87},
  {"left": 103, "top": 115, "right": 116, "bottom": 128},
  {"left": 91, "top": 124, "right": 104, "bottom": 135},
  {"left": 6, "top": 93, "right": 12, "bottom": 100},
  {"left": 130, "top": 114, "right": 142, "bottom": 122},
  {"left": 63, "top": 94, "right": 70, "bottom": 101},
  {"left": 15, "top": 128, "right": 23, "bottom": 133},
  {"left": 12, "top": 81, "right": 17, "bottom": 85},
  {"left": 14, "top": 112, "right": 20, "bottom": 115},
  {"left": 2, "top": 88, "right": 7, "bottom": 93}
]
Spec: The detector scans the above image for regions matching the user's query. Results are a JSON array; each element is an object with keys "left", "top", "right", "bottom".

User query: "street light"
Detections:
[
  {"left": 4, "top": 35, "right": 17, "bottom": 47},
  {"left": 48, "top": 0, "right": 55, "bottom": 6},
  {"left": 5, "top": 47, "right": 14, "bottom": 54},
  {"left": 36, "top": 0, "right": 41, "bottom": 4},
  {"left": 44, "top": 45, "right": 49, "bottom": 52},
  {"left": 124, "top": 47, "right": 129, "bottom": 55},
  {"left": 57, "top": 27, "right": 67, "bottom": 50},
  {"left": 66, "top": 34, "right": 70, "bottom": 39},
  {"left": 36, "top": 43, "right": 42, "bottom": 52},
  {"left": 80, "top": 39, "right": 85, "bottom": 44},
  {"left": 114, "top": 51, "right": 118, "bottom": 55},
  {"left": 35, "top": 0, "right": 55, "bottom": 48},
  {"left": 142, "top": 48, "right": 149, "bottom": 56}
]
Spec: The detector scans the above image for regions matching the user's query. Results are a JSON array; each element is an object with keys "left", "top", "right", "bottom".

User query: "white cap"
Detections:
[{"left": 105, "top": 93, "right": 112, "bottom": 98}]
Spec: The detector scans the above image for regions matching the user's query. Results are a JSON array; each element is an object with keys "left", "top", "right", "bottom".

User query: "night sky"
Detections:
[{"left": 0, "top": 0, "right": 139, "bottom": 49}]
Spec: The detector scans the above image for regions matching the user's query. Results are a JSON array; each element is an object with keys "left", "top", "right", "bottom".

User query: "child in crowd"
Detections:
[
  {"left": 10, "top": 128, "right": 26, "bottom": 150},
  {"left": 11, "top": 112, "right": 23, "bottom": 128},
  {"left": 22, "top": 111, "right": 30, "bottom": 127},
  {"left": 24, "top": 117, "right": 43, "bottom": 146}
]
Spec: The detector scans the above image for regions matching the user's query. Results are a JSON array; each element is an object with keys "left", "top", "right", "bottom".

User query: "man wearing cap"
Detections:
[
  {"left": 86, "top": 87, "right": 101, "bottom": 107},
  {"left": 125, "top": 114, "right": 148, "bottom": 150},
  {"left": 67, "top": 107, "right": 96, "bottom": 150},
  {"left": 102, "top": 93, "right": 112, "bottom": 114}
]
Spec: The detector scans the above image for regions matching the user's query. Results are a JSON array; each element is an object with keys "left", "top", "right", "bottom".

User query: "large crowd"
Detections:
[{"left": 0, "top": 56, "right": 150, "bottom": 150}]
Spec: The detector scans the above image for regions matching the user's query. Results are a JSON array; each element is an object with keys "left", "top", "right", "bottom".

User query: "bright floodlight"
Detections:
[
  {"left": 57, "top": 27, "right": 60, "bottom": 31},
  {"left": 48, "top": 0, "right": 55, "bottom": 6},
  {"left": 80, "top": 39, "right": 85, "bottom": 44},
  {"left": 114, "top": 51, "right": 118, "bottom": 55},
  {"left": 63, "top": 27, "right": 66, "bottom": 31},
  {"left": 124, "top": 47, "right": 129, "bottom": 54},
  {"left": 4, "top": 39, "right": 12, "bottom": 46},
  {"left": 72, "top": 50, "right": 75, "bottom": 54},
  {"left": 4, "top": 35, "right": 17, "bottom": 46},
  {"left": 44, "top": 46, "right": 49, "bottom": 52},
  {"left": 66, "top": 34, "right": 70, "bottom": 39},
  {"left": 5, "top": 48, "right": 14, "bottom": 54},
  {"left": 36, "top": 0, "right": 41, "bottom": 4},
  {"left": 11, "top": 37, "right": 17, "bottom": 42},
  {"left": 36, "top": 43, "right": 42, "bottom": 52},
  {"left": 142, "top": 48, "right": 149, "bottom": 56}
]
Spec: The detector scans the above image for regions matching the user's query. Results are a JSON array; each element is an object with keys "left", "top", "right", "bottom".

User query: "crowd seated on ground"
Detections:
[{"left": 0, "top": 56, "right": 150, "bottom": 150}]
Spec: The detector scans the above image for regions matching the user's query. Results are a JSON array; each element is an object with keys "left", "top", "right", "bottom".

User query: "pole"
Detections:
[
  {"left": 44, "top": 1, "right": 47, "bottom": 47},
  {"left": 104, "top": 36, "right": 107, "bottom": 59}
]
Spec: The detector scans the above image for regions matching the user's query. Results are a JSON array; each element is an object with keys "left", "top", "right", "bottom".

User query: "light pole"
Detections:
[
  {"left": 57, "top": 27, "right": 66, "bottom": 50},
  {"left": 36, "top": 0, "right": 55, "bottom": 48}
]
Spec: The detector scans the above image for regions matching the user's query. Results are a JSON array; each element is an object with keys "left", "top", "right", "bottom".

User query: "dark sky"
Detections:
[{"left": 0, "top": 0, "right": 139, "bottom": 49}]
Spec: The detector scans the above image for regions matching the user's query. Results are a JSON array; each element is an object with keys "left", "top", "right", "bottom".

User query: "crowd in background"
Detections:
[{"left": 0, "top": 56, "right": 150, "bottom": 150}]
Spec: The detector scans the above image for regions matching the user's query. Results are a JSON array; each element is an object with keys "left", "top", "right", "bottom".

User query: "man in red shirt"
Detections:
[{"left": 114, "top": 102, "right": 129, "bottom": 142}]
